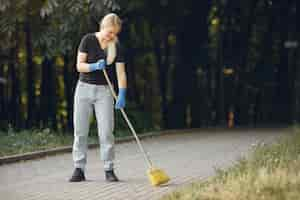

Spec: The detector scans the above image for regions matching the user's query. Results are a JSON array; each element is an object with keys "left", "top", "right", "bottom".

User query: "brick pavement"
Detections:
[{"left": 0, "top": 128, "right": 289, "bottom": 200}]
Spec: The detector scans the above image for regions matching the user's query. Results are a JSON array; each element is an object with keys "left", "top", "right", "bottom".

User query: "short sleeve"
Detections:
[
  {"left": 115, "top": 43, "right": 125, "bottom": 63},
  {"left": 78, "top": 34, "right": 90, "bottom": 53}
]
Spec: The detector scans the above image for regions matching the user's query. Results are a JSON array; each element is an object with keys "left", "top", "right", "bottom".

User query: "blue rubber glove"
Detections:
[
  {"left": 88, "top": 59, "right": 106, "bottom": 72},
  {"left": 115, "top": 88, "right": 126, "bottom": 109}
]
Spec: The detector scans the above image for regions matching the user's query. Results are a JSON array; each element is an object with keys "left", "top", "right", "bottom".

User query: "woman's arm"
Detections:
[
  {"left": 115, "top": 62, "right": 127, "bottom": 109},
  {"left": 76, "top": 52, "right": 91, "bottom": 72},
  {"left": 116, "top": 62, "right": 127, "bottom": 88}
]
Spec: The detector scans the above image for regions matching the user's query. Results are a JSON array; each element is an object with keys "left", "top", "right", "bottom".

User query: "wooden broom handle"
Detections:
[{"left": 102, "top": 69, "right": 153, "bottom": 168}]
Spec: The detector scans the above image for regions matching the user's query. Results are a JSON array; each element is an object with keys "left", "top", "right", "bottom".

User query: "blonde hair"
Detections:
[
  {"left": 100, "top": 13, "right": 122, "bottom": 32},
  {"left": 100, "top": 13, "right": 122, "bottom": 65}
]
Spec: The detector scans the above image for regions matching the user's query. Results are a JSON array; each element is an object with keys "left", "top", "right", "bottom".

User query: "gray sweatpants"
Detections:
[{"left": 72, "top": 81, "right": 115, "bottom": 171}]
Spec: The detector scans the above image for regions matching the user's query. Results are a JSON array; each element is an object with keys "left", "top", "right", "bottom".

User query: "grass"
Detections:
[
  {"left": 0, "top": 105, "right": 156, "bottom": 157},
  {"left": 161, "top": 130, "right": 300, "bottom": 200},
  {"left": 0, "top": 128, "right": 134, "bottom": 157},
  {"left": 0, "top": 128, "right": 76, "bottom": 157},
  {"left": 0, "top": 126, "right": 155, "bottom": 157}
]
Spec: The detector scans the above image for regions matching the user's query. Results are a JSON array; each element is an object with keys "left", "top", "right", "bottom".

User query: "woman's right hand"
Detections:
[{"left": 89, "top": 59, "right": 106, "bottom": 72}]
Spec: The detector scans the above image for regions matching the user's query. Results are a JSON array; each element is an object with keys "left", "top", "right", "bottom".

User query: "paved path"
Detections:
[{"left": 0, "top": 128, "right": 289, "bottom": 200}]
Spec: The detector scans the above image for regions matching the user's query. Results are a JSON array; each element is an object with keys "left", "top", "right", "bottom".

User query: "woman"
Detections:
[{"left": 69, "top": 13, "right": 127, "bottom": 182}]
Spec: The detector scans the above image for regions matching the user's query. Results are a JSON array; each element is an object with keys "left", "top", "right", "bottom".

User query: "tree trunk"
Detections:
[
  {"left": 40, "top": 57, "right": 50, "bottom": 127},
  {"left": 253, "top": 1, "right": 278, "bottom": 124},
  {"left": 154, "top": 30, "right": 169, "bottom": 128},
  {"left": 50, "top": 63, "right": 58, "bottom": 131},
  {"left": 234, "top": 0, "right": 258, "bottom": 126},
  {"left": 8, "top": 22, "right": 21, "bottom": 129},
  {"left": 292, "top": 1, "right": 299, "bottom": 123},
  {"left": 168, "top": 36, "right": 188, "bottom": 129},
  {"left": 276, "top": 0, "right": 291, "bottom": 123},
  {"left": 0, "top": 61, "right": 6, "bottom": 128},
  {"left": 24, "top": 16, "right": 35, "bottom": 128},
  {"left": 215, "top": 0, "right": 233, "bottom": 126},
  {"left": 40, "top": 57, "right": 57, "bottom": 130},
  {"left": 216, "top": 31, "right": 226, "bottom": 126},
  {"left": 239, "top": 0, "right": 259, "bottom": 69},
  {"left": 190, "top": 0, "right": 211, "bottom": 128},
  {"left": 63, "top": 55, "right": 73, "bottom": 131}
]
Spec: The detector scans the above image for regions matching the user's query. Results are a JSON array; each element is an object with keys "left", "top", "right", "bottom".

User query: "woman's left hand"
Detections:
[{"left": 115, "top": 88, "right": 126, "bottom": 109}]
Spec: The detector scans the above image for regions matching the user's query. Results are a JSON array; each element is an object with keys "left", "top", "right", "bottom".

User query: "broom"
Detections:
[{"left": 103, "top": 42, "right": 170, "bottom": 186}]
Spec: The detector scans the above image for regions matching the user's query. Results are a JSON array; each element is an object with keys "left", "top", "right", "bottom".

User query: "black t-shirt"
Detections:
[{"left": 78, "top": 33, "right": 125, "bottom": 85}]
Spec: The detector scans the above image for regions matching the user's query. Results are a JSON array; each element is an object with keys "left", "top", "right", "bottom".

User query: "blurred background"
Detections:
[{"left": 0, "top": 0, "right": 298, "bottom": 133}]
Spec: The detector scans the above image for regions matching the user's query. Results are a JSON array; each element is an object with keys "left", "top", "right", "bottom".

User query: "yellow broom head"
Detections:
[{"left": 147, "top": 167, "right": 170, "bottom": 186}]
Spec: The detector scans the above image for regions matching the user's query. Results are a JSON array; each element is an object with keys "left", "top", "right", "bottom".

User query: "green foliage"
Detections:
[{"left": 0, "top": 0, "right": 298, "bottom": 131}]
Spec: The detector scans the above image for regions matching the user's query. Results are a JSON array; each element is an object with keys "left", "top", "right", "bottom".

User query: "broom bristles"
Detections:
[{"left": 147, "top": 168, "right": 170, "bottom": 186}]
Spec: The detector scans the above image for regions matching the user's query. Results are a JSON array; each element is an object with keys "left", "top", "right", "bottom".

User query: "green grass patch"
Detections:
[
  {"left": 0, "top": 127, "right": 136, "bottom": 157},
  {"left": 0, "top": 128, "right": 153, "bottom": 157},
  {"left": 161, "top": 130, "right": 300, "bottom": 200},
  {"left": 0, "top": 128, "right": 79, "bottom": 157},
  {"left": 0, "top": 127, "right": 141, "bottom": 157},
  {"left": 0, "top": 105, "right": 156, "bottom": 157}
]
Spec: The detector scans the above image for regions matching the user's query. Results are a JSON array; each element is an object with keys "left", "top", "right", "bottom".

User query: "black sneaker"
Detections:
[
  {"left": 105, "top": 170, "right": 119, "bottom": 182},
  {"left": 69, "top": 168, "right": 86, "bottom": 182}
]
